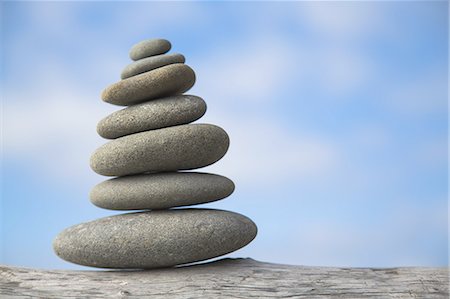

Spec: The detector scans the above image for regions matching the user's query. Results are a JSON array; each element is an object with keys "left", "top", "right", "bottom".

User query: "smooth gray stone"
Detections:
[
  {"left": 90, "top": 172, "right": 235, "bottom": 210},
  {"left": 129, "top": 39, "right": 171, "bottom": 61},
  {"left": 97, "top": 95, "right": 206, "bottom": 139},
  {"left": 53, "top": 209, "right": 258, "bottom": 269},
  {"left": 121, "top": 53, "right": 185, "bottom": 79},
  {"left": 102, "top": 64, "right": 195, "bottom": 106},
  {"left": 90, "top": 124, "right": 229, "bottom": 177}
]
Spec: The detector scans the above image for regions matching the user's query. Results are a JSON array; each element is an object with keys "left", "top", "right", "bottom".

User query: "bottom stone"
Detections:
[{"left": 53, "top": 209, "right": 257, "bottom": 269}]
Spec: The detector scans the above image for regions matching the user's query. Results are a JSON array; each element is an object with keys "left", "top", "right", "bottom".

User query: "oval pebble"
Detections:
[
  {"left": 97, "top": 95, "right": 206, "bottom": 139},
  {"left": 53, "top": 209, "right": 257, "bottom": 269},
  {"left": 102, "top": 64, "right": 195, "bottom": 106},
  {"left": 90, "top": 124, "right": 229, "bottom": 177},
  {"left": 121, "top": 53, "right": 185, "bottom": 79},
  {"left": 90, "top": 172, "right": 235, "bottom": 210},
  {"left": 129, "top": 39, "right": 171, "bottom": 61}
]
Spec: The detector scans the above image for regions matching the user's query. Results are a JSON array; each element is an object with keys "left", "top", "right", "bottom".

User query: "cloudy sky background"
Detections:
[{"left": 1, "top": 1, "right": 448, "bottom": 270}]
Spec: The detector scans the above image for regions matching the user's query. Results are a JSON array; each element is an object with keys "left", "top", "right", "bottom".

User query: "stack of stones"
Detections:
[{"left": 53, "top": 39, "right": 257, "bottom": 269}]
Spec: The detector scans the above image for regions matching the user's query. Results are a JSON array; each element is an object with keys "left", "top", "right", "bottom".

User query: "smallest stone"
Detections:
[{"left": 130, "top": 39, "right": 171, "bottom": 61}]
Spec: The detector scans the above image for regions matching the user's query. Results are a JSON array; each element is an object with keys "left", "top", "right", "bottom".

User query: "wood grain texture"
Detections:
[{"left": 1, "top": 258, "right": 448, "bottom": 298}]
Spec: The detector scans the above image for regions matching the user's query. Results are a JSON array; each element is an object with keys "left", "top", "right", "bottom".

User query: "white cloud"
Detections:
[
  {"left": 202, "top": 116, "right": 339, "bottom": 187},
  {"left": 189, "top": 10, "right": 378, "bottom": 104},
  {"left": 115, "top": 2, "right": 211, "bottom": 37},
  {"left": 309, "top": 49, "right": 376, "bottom": 99},
  {"left": 260, "top": 198, "right": 448, "bottom": 267},
  {"left": 356, "top": 125, "right": 390, "bottom": 148},
  {"left": 386, "top": 67, "right": 447, "bottom": 117},
  {"left": 25, "top": 2, "right": 79, "bottom": 37},
  {"left": 413, "top": 138, "right": 447, "bottom": 169},
  {"left": 2, "top": 72, "right": 113, "bottom": 183},
  {"left": 193, "top": 34, "right": 301, "bottom": 104},
  {"left": 298, "top": 2, "right": 386, "bottom": 41},
  {"left": 291, "top": 2, "right": 386, "bottom": 98}
]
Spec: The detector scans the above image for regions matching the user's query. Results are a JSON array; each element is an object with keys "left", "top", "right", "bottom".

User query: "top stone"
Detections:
[{"left": 130, "top": 39, "right": 171, "bottom": 61}]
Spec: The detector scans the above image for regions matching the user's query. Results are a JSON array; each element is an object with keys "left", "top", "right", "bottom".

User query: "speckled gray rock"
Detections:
[
  {"left": 129, "top": 39, "right": 171, "bottom": 61},
  {"left": 90, "top": 172, "right": 235, "bottom": 210},
  {"left": 102, "top": 64, "right": 195, "bottom": 106},
  {"left": 121, "top": 53, "right": 185, "bottom": 79},
  {"left": 90, "top": 124, "right": 229, "bottom": 177},
  {"left": 53, "top": 209, "right": 257, "bottom": 269},
  {"left": 97, "top": 95, "right": 206, "bottom": 139}
]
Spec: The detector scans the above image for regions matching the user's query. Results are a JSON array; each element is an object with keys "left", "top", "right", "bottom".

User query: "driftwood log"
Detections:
[{"left": 1, "top": 258, "right": 448, "bottom": 298}]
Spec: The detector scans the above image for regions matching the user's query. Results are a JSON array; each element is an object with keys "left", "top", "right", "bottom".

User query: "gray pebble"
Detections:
[
  {"left": 102, "top": 64, "right": 195, "bottom": 106},
  {"left": 121, "top": 53, "right": 185, "bottom": 79},
  {"left": 90, "top": 172, "right": 235, "bottom": 210},
  {"left": 90, "top": 124, "right": 229, "bottom": 177},
  {"left": 97, "top": 95, "right": 206, "bottom": 139},
  {"left": 53, "top": 209, "right": 257, "bottom": 269},
  {"left": 129, "top": 39, "right": 171, "bottom": 61}
]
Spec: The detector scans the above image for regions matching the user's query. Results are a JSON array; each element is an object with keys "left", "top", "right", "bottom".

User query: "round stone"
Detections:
[
  {"left": 129, "top": 39, "right": 171, "bottom": 61},
  {"left": 121, "top": 53, "right": 185, "bottom": 79},
  {"left": 102, "top": 64, "right": 195, "bottom": 106},
  {"left": 97, "top": 95, "right": 206, "bottom": 139},
  {"left": 53, "top": 209, "right": 258, "bottom": 269},
  {"left": 90, "top": 124, "right": 229, "bottom": 177},
  {"left": 90, "top": 172, "right": 235, "bottom": 210}
]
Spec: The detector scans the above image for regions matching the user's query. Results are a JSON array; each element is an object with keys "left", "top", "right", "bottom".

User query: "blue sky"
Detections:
[{"left": 1, "top": 1, "right": 448, "bottom": 270}]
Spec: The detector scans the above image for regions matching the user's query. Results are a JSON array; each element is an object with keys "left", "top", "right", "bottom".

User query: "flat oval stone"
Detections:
[
  {"left": 102, "top": 64, "right": 195, "bottom": 106},
  {"left": 90, "top": 124, "right": 229, "bottom": 177},
  {"left": 129, "top": 39, "right": 171, "bottom": 61},
  {"left": 53, "top": 209, "right": 257, "bottom": 269},
  {"left": 90, "top": 172, "right": 235, "bottom": 210},
  {"left": 97, "top": 95, "right": 206, "bottom": 139},
  {"left": 121, "top": 53, "right": 185, "bottom": 79}
]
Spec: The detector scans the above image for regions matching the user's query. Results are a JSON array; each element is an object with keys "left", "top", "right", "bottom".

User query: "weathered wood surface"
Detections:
[{"left": 0, "top": 258, "right": 448, "bottom": 298}]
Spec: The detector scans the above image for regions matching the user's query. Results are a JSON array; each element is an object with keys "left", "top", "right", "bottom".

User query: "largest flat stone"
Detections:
[
  {"left": 53, "top": 209, "right": 257, "bottom": 269},
  {"left": 90, "top": 124, "right": 229, "bottom": 177},
  {"left": 90, "top": 172, "right": 235, "bottom": 210},
  {"left": 102, "top": 63, "right": 195, "bottom": 106}
]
